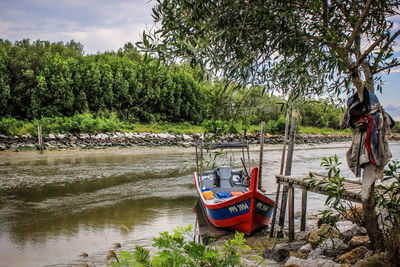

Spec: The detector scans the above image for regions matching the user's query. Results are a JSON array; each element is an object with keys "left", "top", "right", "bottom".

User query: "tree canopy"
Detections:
[{"left": 141, "top": 0, "right": 400, "bottom": 99}]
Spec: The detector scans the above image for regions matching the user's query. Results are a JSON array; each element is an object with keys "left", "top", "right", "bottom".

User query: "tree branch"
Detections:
[
  {"left": 382, "top": 28, "right": 400, "bottom": 53},
  {"left": 356, "top": 33, "right": 388, "bottom": 67},
  {"left": 332, "top": 0, "right": 351, "bottom": 24},
  {"left": 374, "top": 62, "right": 400, "bottom": 74},
  {"left": 372, "top": 29, "right": 400, "bottom": 71},
  {"left": 323, "top": 0, "right": 328, "bottom": 31},
  {"left": 345, "top": 0, "right": 373, "bottom": 53}
]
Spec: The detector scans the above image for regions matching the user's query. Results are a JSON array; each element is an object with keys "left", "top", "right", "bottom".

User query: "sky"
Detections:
[{"left": 0, "top": 0, "right": 399, "bottom": 120}]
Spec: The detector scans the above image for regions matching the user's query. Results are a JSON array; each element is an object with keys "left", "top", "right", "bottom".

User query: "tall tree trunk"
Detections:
[
  {"left": 361, "top": 62, "right": 374, "bottom": 92},
  {"left": 359, "top": 69, "right": 385, "bottom": 251},
  {"left": 388, "top": 218, "right": 400, "bottom": 266},
  {"left": 362, "top": 163, "right": 385, "bottom": 251}
]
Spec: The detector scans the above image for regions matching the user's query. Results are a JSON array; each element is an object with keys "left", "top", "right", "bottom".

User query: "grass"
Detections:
[
  {"left": 132, "top": 123, "right": 204, "bottom": 135},
  {"left": 0, "top": 115, "right": 353, "bottom": 136},
  {"left": 298, "top": 126, "right": 351, "bottom": 135}
]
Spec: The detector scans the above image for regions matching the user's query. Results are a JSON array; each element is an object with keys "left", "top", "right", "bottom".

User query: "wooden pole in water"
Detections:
[
  {"left": 277, "top": 108, "right": 298, "bottom": 239},
  {"left": 269, "top": 108, "right": 290, "bottom": 237},
  {"left": 301, "top": 189, "right": 307, "bottom": 231},
  {"left": 258, "top": 121, "right": 265, "bottom": 189},
  {"left": 37, "top": 124, "right": 43, "bottom": 154}
]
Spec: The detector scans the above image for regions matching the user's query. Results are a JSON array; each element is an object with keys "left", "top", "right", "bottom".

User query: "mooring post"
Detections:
[
  {"left": 288, "top": 184, "right": 295, "bottom": 241},
  {"left": 277, "top": 108, "right": 298, "bottom": 238},
  {"left": 37, "top": 124, "right": 43, "bottom": 154},
  {"left": 301, "top": 189, "right": 307, "bottom": 231},
  {"left": 270, "top": 109, "right": 290, "bottom": 238}
]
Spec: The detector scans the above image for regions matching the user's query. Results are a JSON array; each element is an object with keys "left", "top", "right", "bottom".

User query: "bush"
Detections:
[
  {"left": 0, "top": 117, "right": 27, "bottom": 136},
  {"left": 106, "top": 225, "right": 259, "bottom": 267}
]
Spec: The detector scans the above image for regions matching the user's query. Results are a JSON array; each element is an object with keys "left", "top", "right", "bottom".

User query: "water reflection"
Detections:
[{"left": 0, "top": 142, "right": 399, "bottom": 266}]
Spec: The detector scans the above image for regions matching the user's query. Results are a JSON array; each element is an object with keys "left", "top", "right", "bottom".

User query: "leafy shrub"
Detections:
[
  {"left": 0, "top": 117, "right": 27, "bottom": 135},
  {"left": 109, "top": 225, "right": 258, "bottom": 267}
]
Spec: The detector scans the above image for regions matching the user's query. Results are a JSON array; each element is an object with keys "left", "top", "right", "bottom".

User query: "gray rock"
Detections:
[
  {"left": 94, "top": 133, "right": 109, "bottom": 140},
  {"left": 157, "top": 133, "right": 170, "bottom": 139},
  {"left": 309, "top": 248, "right": 325, "bottom": 259},
  {"left": 57, "top": 133, "right": 67, "bottom": 140},
  {"left": 79, "top": 134, "right": 90, "bottom": 139},
  {"left": 48, "top": 134, "right": 56, "bottom": 139},
  {"left": 299, "top": 243, "right": 312, "bottom": 253},
  {"left": 263, "top": 248, "right": 289, "bottom": 262},
  {"left": 336, "top": 221, "right": 367, "bottom": 240},
  {"left": 319, "top": 238, "right": 347, "bottom": 256},
  {"left": 274, "top": 240, "right": 306, "bottom": 251},
  {"left": 285, "top": 256, "right": 341, "bottom": 267},
  {"left": 0, "top": 134, "right": 7, "bottom": 139},
  {"left": 295, "top": 231, "right": 310, "bottom": 241},
  {"left": 125, "top": 132, "right": 134, "bottom": 138},
  {"left": 363, "top": 250, "right": 373, "bottom": 260},
  {"left": 182, "top": 134, "right": 193, "bottom": 141}
]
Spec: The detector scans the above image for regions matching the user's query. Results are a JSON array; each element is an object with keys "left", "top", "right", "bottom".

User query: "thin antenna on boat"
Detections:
[
  {"left": 200, "top": 140, "right": 204, "bottom": 189},
  {"left": 241, "top": 139, "right": 246, "bottom": 171},
  {"left": 258, "top": 121, "right": 265, "bottom": 189},
  {"left": 247, "top": 140, "right": 251, "bottom": 172},
  {"left": 195, "top": 144, "right": 199, "bottom": 176}
]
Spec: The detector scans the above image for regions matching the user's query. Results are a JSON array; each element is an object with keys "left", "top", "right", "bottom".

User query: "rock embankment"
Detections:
[
  {"left": 0, "top": 132, "right": 353, "bottom": 151},
  {"left": 261, "top": 219, "right": 375, "bottom": 267}
]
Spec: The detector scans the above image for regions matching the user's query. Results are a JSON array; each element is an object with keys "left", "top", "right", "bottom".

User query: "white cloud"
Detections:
[
  {"left": 385, "top": 105, "right": 400, "bottom": 121},
  {"left": 388, "top": 68, "right": 400, "bottom": 73},
  {"left": 0, "top": 0, "right": 155, "bottom": 54}
]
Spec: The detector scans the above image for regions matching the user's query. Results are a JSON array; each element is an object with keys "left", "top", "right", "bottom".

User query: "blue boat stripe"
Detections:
[
  {"left": 254, "top": 199, "right": 274, "bottom": 218},
  {"left": 206, "top": 199, "right": 251, "bottom": 220}
]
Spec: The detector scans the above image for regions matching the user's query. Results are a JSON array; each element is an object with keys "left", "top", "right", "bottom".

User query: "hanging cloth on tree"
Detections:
[{"left": 340, "top": 88, "right": 394, "bottom": 178}]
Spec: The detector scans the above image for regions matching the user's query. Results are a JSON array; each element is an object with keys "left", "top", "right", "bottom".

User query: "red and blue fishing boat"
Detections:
[{"left": 194, "top": 142, "right": 275, "bottom": 235}]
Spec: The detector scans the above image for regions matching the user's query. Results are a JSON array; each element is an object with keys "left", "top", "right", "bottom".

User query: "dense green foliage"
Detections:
[
  {"left": 0, "top": 39, "right": 350, "bottom": 135},
  {"left": 0, "top": 39, "right": 205, "bottom": 124}
]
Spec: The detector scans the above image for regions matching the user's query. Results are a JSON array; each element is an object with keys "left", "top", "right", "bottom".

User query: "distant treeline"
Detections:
[
  {"left": 0, "top": 39, "right": 346, "bottom": 134},
  {"left": 0, "top": 39, "right": 205, "bottom": 123}
]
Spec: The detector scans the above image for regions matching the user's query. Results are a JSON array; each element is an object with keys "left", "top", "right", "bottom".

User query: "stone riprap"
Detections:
[{"left": 0, "top": 132, "right": 353, "bottom": 151}]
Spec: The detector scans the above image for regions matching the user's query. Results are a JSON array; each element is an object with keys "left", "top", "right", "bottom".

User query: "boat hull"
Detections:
[{"left": 195, "top": 167, "right": 275, "bottom": 235}]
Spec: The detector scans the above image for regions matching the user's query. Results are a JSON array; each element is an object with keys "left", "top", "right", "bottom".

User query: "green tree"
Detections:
[{"left": 142, "top": 0, "right": 400, "bottom": 252}]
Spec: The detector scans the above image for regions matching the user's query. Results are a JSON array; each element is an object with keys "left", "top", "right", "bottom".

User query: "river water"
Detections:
[{"left": 0, "top": 142, "right": 399, "bottom": 266}]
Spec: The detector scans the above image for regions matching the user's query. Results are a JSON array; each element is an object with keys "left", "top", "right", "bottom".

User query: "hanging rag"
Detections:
[{"left": 340, "top": 89, "right": 394, "bottom": 181}]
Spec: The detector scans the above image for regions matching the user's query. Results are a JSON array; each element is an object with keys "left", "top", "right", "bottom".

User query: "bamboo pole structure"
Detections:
[
  {"left": 277, "top": 108, "right": 298, "bottom": 240},
  {"left": 269, "top": 108, "right": 290, "bottom": 237}
]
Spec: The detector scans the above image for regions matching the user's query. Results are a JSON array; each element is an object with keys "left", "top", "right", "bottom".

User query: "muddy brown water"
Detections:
[{"left": 1, "top": 142, "right": 399, "bottom": 266}]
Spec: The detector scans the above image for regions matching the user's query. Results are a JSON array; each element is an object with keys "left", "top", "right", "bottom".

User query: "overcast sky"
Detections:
[{"left": 0, "top": 0, "right": 399, "bottom": 119}]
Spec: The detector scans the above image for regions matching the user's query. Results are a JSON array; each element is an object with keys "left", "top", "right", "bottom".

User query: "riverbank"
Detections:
[{"left": 0, "top": 132, "right": 357, "bottom": 152}]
